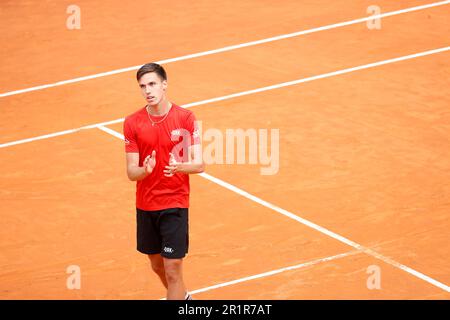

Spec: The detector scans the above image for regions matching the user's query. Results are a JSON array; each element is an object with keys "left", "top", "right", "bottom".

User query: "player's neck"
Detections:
[{"left": 147, "top": 99, "right": 171, "bottom": 116}]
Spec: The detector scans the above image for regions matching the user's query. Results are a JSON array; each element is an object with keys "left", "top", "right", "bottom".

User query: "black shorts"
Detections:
[{"left": 136, "top": 207, "right": 189, "bottom": 259}]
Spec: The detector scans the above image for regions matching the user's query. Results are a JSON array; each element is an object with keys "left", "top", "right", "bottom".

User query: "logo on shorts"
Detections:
[{"left": 163, "top": 247, "right": 174, "bottom": 254}]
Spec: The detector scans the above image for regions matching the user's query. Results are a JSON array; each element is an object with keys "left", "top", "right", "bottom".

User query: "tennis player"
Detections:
[{"left": 123, "top": 63, "right": 204, "bottom": 300}]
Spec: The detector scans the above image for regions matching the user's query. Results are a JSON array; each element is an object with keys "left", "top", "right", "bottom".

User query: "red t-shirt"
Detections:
[{"left": 123, "top": 103, "right": 200, "bottom": 211}]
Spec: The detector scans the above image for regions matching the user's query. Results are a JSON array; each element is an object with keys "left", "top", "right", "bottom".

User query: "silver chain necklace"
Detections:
[{"left": 146, "top": 103, "right": 171, "bottom": 126}]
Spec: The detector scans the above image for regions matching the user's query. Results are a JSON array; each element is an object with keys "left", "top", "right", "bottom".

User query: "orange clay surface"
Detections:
[{"left": 0, "top": 0, "right": 449, "bottom": 299}]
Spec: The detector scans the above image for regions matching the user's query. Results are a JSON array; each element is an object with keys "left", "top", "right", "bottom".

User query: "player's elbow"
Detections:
[
  {"left": 126, "top": 167, "right": 138, "bottom": 181},
  {"left": 197, "top": 161, "right": 205, "bottom": 174}
]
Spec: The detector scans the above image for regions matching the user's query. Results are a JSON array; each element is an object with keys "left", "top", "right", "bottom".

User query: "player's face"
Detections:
[{"left": 138, "top": 72, "right": 167, "bottom": 106}]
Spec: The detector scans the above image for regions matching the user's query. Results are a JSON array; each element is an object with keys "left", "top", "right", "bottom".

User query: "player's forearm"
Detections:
[
  {"left": 176, "top": 162, "right": 205, "bottom": 174},
  {"left": 127, "top": 165, "right": 149, "bottom": 181}
]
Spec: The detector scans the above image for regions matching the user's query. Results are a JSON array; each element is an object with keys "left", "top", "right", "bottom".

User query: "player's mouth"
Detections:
[{"left": 147, "top": 96, "right": 156, "bottom": 101}]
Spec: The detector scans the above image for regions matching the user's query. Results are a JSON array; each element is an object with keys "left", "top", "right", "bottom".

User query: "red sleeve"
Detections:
[
  {"left": 123, "top": 117, "right": 139, "bottom": 153},
  {"left": 185, "top": 112, "right": 201, "bottom": 146}
]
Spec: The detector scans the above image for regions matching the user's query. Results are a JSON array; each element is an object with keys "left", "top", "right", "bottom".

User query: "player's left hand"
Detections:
[{"left": 164, "top": 152, "right": 179, "bottom": 177}]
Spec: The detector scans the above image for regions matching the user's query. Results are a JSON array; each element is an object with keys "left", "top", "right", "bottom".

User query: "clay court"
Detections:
[{"left": 0, "top": 0, "right": 449, "bottom": 299}]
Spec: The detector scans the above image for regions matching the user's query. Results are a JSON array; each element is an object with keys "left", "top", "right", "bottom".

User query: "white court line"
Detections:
[
  {"left": 199, "top": 172, "right": 450, "bottom": 293},
  {"left": 96, "top": 125, "right": 125, "bottom": 140},
  {"left": 182, "top": 46, "right": 449, "bottom": 108},
  {"left": 98, "top": 127, "right": 450, "bottom": 293},
  {"left": 1, "top": 0, "right": 449, "bottom": 98},
  {"left": 160, "top": 251, "right": 360, "bottom": 299},
  {"left": 0, "top": 118, "right": 124, "bottom": 148},
  {"left": 1, "top": 45, "right": 449, "bottom": 149}
]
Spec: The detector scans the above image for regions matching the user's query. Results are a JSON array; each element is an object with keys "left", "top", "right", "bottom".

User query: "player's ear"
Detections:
[{"left": 162, "top": 79, "right": 168, "bottom": 91}]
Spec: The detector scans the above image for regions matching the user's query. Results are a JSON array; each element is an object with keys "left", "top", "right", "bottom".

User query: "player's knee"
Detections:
[
  {"left": 164, "top": 261, "right": 182, "bottom": 283},
  {"left": 164, "top": 269, "right": 182, "bottom": 284}
]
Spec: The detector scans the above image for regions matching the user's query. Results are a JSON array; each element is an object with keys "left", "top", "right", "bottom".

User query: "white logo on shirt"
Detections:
[{"left": 193, "top": 129, "right": 200, "bottom": 138}]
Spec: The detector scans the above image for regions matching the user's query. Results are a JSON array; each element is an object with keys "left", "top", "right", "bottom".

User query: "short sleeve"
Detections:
[
  {"left": 185, "top": 112, "right": 201, "bottom": 146},
  {"left": 123, "top": 117, "right": 139, "bottom": 153}
]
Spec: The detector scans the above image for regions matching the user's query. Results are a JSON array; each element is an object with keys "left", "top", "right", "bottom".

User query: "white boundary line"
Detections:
[
  {"left": 0, "top": 118, "right": 124, "bottom": 148},
  {"left": 96, "top": 125, "right": 125, "bottom": 140},
  {"left": 1, "top": 45, "right": 449, "bottom": 149},
  {"left": 199, "top": 172, "right": 450, "bottom": 293},
  {"left": 160, "top": 251, "right": 360, "bottom": 299},
  {"left": 1, "top": 0, "right": 449, "bottom": 98},
  {"left": 98, "top": 127, "right": 450, "bottom": 293}
]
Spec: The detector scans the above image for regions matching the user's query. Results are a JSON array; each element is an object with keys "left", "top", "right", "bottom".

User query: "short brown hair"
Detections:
[{"left": 136, "top": 63, "right": 167, "bottom": 81}]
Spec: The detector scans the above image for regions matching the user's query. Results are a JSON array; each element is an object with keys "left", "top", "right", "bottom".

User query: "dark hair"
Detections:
[{"left": 136, "top": 63, "right": 167, "bottom": 81}]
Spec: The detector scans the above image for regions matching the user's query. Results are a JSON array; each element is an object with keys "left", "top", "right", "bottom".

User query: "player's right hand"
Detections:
[{"left": 143, "top": 150, "right": 156, "bottom": 174}]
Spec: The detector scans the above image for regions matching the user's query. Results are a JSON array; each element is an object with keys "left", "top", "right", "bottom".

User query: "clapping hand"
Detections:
[
  {"left": 164, "top": 152, "right": 178, "bottom": 177},
  {"left": 143, "top": 150, "right": 156, "bottom": 174}
]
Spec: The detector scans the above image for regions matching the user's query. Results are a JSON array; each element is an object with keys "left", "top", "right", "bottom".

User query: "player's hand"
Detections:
[
  {"left": 143, "top": 150, "right": 156, "bottom": 174},
  {"left": 164, "top": 152, "right": 178, "bottom": 177}
]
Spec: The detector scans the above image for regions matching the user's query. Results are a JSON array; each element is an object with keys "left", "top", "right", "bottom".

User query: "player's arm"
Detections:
[
  {"left": 164, "top": 144, "right": 205, "bottom": 176},
  {"left": 126, "top": 151, "right": 156, "bottom": 181}
]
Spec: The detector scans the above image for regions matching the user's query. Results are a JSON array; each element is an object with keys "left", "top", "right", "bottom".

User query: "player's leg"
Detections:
[
  {"left": 148, "top": 254, "right": 168, "bottom": 289},
  {"left": 159, "top": 208, "right": 190, "bottom": 300},
  {"left": 163, "top": 257, "right": 186, "bottom": 300},
  {"left": 136, "top": 208, "right": 167, "bottom": 289}
]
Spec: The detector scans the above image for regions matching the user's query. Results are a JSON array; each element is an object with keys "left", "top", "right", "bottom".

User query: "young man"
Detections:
[{"left": 123, "top": 63, "right": 204, "bottom": 300}]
